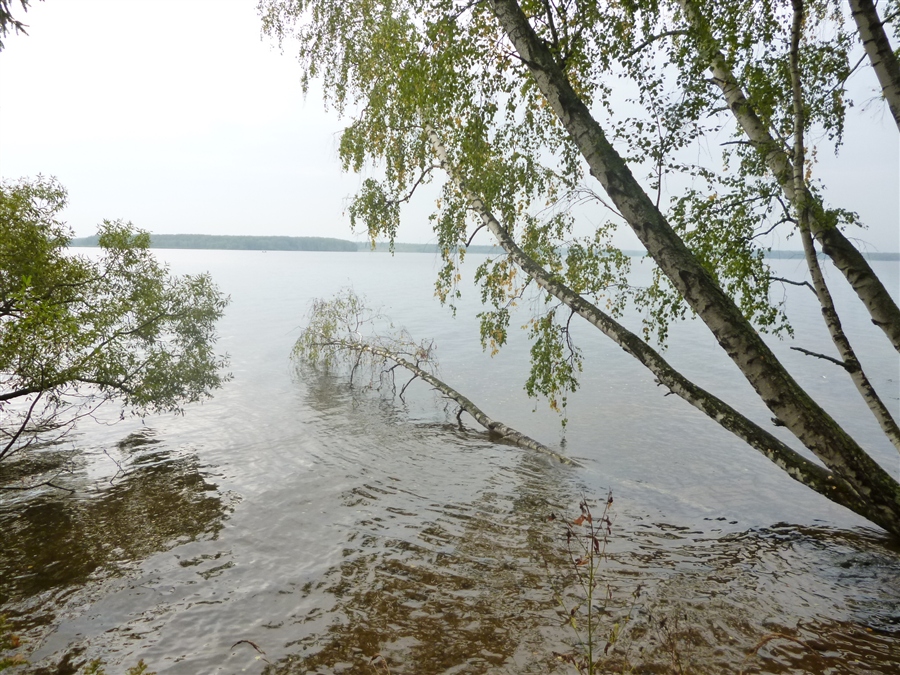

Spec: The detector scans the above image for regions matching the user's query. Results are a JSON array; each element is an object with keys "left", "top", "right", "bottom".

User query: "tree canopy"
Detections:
[
  {"left": 261, "top": 0, "right": 900, "bottom": 534},
  {"left": 0, "top": 177, "right": 230, "bottom": 463}
]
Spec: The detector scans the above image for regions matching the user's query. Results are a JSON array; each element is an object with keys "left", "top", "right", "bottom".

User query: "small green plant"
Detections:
[
  {"left": 548, "top": 492, "right": 639, "bottom": 674},
  {"left": 0, "top": 615, "right": 26, "bottom": 672}
]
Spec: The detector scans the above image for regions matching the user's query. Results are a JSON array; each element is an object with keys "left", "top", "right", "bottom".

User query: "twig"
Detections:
[
  {"left": 465, "top": 223, "right": 487, "bottom": 247},
  {"left": 231, "top": 640, "right": 273, "bottom": 666},
  {"left": 769, "top": 276, "right": 816, "bottom": 294},
  {"left": 0, "top": 479, "right": 75, "bottom": 493},
  {"left": 790, "top": 346, "right": 847, "bottom": 369}
]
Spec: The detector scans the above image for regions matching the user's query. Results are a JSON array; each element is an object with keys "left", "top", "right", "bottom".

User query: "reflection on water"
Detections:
[
  {"left": 0, "top": 430, "right": 229, "bottom": 645},
  {"left": 2, "top": 383, "right": 900, "bottom": 673},
  {"left": 262, "top": 454, "right": 573, "bottom": 674},
  {"left": 5, "top": 374, "right": 900, "bottom": 674},
  {"left": 592, "top": 523, "right": 900, "bottom": 673},
  {"left": 258, "top": 484, "right": 900, "bottom": 674},
  {"left": 2, "top": 252, "right": 899, "bottom": 673},
  {"left": 247, "top": 376, "right": 572, "bottom": 673}
]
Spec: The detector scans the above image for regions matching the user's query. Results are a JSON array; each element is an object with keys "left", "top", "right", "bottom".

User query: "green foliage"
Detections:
[
  {"left": 260, "top": 0, "right": 887, "bottom": 414},
  {"left": 293, "top": 288, "right": 374, "bottom": 372},
  {"left": 293, "top": 288, "right": 439, "bottom": 389},
  {"left": 0, "top": 177, "right": 230, "bottom": 462},
  {"left": 524, "top": 309, "right": 581, "bottom": 421},
  {"left": 636, "top": 178, "right": 794, "bottom": 345},
  {"left": 0, "top": 615, "right": 26, "bottom": 671}
]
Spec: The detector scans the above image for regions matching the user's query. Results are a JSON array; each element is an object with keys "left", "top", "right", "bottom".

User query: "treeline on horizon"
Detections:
[
  {"left": 69, "top": 233, "right": 358, "bottom": 252},
  {"left": 67, "top": 233, "right": 899, "bottom": 259},
  {"left": 67, "top": 234, "right": 502, "bottom": 254}
]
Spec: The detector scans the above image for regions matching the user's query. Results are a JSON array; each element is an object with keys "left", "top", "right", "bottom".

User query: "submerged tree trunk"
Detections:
[
  {"left": 338, "top": 341, "right": 577, "bottom": 464},
  {"left": 488, "top": 0, "right": 900, "bottom": 536},
  {"left": 293, "top": 295, "right": 577, "bottom": 465}
]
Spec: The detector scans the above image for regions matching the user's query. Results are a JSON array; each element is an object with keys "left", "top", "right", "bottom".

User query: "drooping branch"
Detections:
[
  {"left": 677, "top": 0, "right": 900, "bottom": 354},
  {"left": 848, "top": 0, "right": 900, "bottom": 130},
  {"left": 293, "top": 293, "right": 577, "bottom": 465},
  {"left": 790, "top": 0, "right": 900, "bottom": 454},
  {"left": 0, "top": 391, "right": 43, "bottom": 462},
  {"left": 424, "top": 122, "right": 877, "bottom": 526}
]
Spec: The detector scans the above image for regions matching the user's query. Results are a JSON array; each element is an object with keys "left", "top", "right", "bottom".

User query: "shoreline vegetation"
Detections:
[{"left": 68, "top": 233, "right": 900, "bottom": 259}]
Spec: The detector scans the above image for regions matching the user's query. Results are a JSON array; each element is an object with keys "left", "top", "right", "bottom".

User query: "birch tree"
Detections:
[{"left": 260, "top": 0, "right": 900, "bottom": 535}]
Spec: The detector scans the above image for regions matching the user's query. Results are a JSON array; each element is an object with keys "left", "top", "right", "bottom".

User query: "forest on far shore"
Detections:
[{"left": 68, "top": 233, "right": 898, "bottom": 259}]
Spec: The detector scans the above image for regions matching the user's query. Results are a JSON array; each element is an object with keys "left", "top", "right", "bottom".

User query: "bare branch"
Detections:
[
  {"left": 466, "top": 222, "right": 487, "bottom": 247},
  {"left": 294, "top": 291, "right": 577, "bottom": 464},
  {"left": 399, "top": 373, "right": 419, "bottom": 401},
  {"left": 625, "top": 29, "right": 689, "bottom": 59},
  {"left": 769, "top": 276, "right": 816, "bottom": 294},
  {"left": 790, "top": 346, "right": 848, "bottom": 368}
]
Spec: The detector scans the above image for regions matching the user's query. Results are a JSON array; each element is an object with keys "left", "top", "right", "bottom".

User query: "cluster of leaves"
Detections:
[
  {"left": 261, "top": 0, "right": 879, "bottom": 420},
  {"left": 0, "top": 177, "right": 230, "bottom": 462},
  {"left": 293, "top": 288, "right": 439, "bottom": 394},
  {"left": 572, "top": 0, "right": 863, "bottom": 346}
]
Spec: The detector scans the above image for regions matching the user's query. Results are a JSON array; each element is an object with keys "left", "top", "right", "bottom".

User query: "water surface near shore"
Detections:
[{"left": 2, "top": 250, "right": 898, "bottom": 673}]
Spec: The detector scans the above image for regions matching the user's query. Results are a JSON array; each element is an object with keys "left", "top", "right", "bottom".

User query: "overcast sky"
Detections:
[{"left": 1, "top": 0, "right": 897, "bottom": 250}]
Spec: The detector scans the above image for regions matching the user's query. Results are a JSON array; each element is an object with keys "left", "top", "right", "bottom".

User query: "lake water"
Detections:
[{"left": 2, "top": 249, "right": 899, "bottom": 674}]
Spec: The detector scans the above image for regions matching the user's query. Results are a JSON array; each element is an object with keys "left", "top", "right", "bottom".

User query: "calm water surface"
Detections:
[{"left": 1, "top": 250, "right": 899, "bottom": 674}]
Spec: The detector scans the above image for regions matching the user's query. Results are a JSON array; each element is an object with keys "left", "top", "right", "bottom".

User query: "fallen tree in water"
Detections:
[{"left": 292, "top": 289, "right": 575, "bottom": 465}]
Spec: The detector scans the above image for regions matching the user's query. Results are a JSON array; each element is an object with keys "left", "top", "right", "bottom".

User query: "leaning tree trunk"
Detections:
[
  {"left": 487, "top": 0, "right": 900, "bottom": 536},
  {"left": 677, "top": 0, "right": 900, "bottom": 355},
  {"left": 848, "top": 0, "right": 900, "bottom": 131},
  {"left": 425, "top": 123, "right": 878, "bottom": 530},
  {"left": 788, "top": 0, "right": 900, "bottom": 454}
]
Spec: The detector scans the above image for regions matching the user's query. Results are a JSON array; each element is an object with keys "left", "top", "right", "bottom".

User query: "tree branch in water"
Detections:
[{"left": 293, "top": 290, "right": 577, "bottom": 465}]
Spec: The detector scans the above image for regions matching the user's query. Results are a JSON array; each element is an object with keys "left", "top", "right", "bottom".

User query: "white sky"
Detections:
[{"left": 0, "top": 0, "right": 898, "bottom": 250}]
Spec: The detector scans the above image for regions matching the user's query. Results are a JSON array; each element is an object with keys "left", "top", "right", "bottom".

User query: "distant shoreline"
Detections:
[{"left": 67, "top": 233, "right": 900, "bottom": 260}]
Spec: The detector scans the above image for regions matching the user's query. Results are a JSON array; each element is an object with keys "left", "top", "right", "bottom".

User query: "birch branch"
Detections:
[
  {"left": 314, "top": 339, "right": 577, "bottom": 465},
  {"left": 678, "top": 0, "right": 900, "bottom": 354},
  {"left": 424, "top": 120, "right": 874, "bottom": 520},
  {"left": 790, "top": 0, "right": 900, "bottom": 454}
]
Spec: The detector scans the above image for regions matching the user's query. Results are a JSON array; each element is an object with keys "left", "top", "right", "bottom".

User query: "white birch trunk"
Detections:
[
  {"left": 678, "top": 0, "right": 900, "bottom": 354},
  {"left": 487, "top": 0, "right": 900, "bottom": 536},
  {"left": 848, "top": 0, "right": 900, "bottom": 130},
  {"left": 425, "top": 122, "right": 877, "bottom": 528}
]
